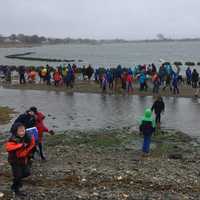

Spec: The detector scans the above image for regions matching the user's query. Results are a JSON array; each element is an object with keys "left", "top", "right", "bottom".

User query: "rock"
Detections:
[
  {"left": 0, "top": 193, "right": 4, "bottom": 198},
  {"left": 81, "top": 178, "right": 87, "bottom": 183},
  {"left": 168, "top": 153, "right": 183, "bottom": 160},
  {"left": 116, "top": 176, "right": 123, "bottom": 181}
]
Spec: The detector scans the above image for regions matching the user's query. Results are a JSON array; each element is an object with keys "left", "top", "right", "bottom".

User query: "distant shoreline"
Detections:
[
  {"left": 0, "top": 43, "right": 39, "bottom": 48},
  {"left": 0, "top": 39, "right": 200, "bottom": 49}
]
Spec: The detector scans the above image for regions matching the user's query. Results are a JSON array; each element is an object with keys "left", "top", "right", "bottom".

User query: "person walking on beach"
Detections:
[
  {"left": 191, "top": 69, "right": 199, "bottom": 88},
  {"left": 11, "top": 109, "right": 36, "bottom": 133},
  {"left": 5, "top": 67, "right": 12, "bottom": 83},
  {"left": 172, "top": 73, "right": 180, "bottom": 94},
  {"left": 114, "top": 65, "right": 122, "bottom": 91},
  {"left": 5, "top": 123, "right": 35, "bottom": 196},
  {"left": 18, "top": 65, "right": 26, "bottom": 84},
  {"left": 126, "top": 71, "right": 133, "bottom": 93},
  {"left": 29, "top": 107, "right": 55, "bottom": 160},
  {"left": 86, "top": 65, "right": 94, "bottom": 80},
  {"left": 186, "top": 67, "right": 192, "bottom": 85},
  {"left": 101, "top": 73, "right": 108, "bottom": 92},
  {"left": 139, "top": 72, "right": 148, "bottom": 91},
  {"left": 53, "top": 68, "right": 62, "bottom": 86},
  {"left": 152, "top": 73, "right": 160, "bottom": 94},
  {"left": 107, "top": 69, "right": 114, "bottom": 90},
  {"left": 151, "top": 96, "right": 165, "bottom": 127},
  {"left": 121, "top": 70, "right": 127, "bottom": 92},
  {"left": 162, "top": 74, "right": 172, "bottom": 92},
  {"left": 139, "top": 108, "right": 156, "bottom": 156}
]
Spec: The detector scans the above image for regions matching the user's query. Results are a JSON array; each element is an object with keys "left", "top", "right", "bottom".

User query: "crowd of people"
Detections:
[
  {"left": 95, "top": 64, "right": 200, "bottom": 95},
  {"left": 1, "top": 63, "right": 200, "bottom": 96}
]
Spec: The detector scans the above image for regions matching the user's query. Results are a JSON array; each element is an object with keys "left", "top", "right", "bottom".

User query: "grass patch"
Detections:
[
  {"left": 47, "top": 133, "right": 122, "bottom": 148},
  {"left": 0, "top": 106, "right": 16, "bottom": 125},
  {"left": 46, "top": 131, "right": 137, "bottom": 149}
]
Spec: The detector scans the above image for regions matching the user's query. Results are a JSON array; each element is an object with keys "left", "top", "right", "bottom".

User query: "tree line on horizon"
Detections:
[{"left": 0, "top": 33, "right": 200, "bottom": 45}]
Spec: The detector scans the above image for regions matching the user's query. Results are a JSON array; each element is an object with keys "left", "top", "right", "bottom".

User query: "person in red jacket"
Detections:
[
  {"left": 53, "top": 68, "right": 62, "bottom": 86},
  {"left": 5, "top": 122, "right": 35, "bottom": 196},
  {"left": 30, "top": 107, "right": 54, "bottom": 160}
]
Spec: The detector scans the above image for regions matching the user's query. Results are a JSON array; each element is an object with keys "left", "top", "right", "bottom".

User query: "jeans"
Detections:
[
  {"left": 140, "top": 82, "right": 148, "bottom": 91},
  {"left": 38, "top": 143, "right": 45, "bottom": 159},
  {"left": 142, "top": 134, "right": 152, "bottom": 153},
  {"left": 153, "top": 84, "right": 159, "bottom": 94},
  {"left": 19, "top": 74, "right": 26, "bottom": 84},
  {"left": 173, "top": 86, "right": 179, "bottom": 94},
  {"left": 127, "top": 82, "right": 133, "bottom": 93}
]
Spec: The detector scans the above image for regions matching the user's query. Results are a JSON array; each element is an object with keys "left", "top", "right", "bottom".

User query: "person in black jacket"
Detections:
[
  {"left": 18, "top": 66, "right": 26, "bottom": 84},
  {"left": 192, "top": 69, "right": 199, "bottom": 88},
  {"left": 151, "top": 96, "right": 165, "bottom": 124},
  {"left": 11, "top": 110, "right": 36, "bottom": 133}
]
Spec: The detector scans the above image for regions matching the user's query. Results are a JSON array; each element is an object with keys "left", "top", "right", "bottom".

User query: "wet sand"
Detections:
[{"left": 1, "top": 81, "right": 199, "bottom": 98}]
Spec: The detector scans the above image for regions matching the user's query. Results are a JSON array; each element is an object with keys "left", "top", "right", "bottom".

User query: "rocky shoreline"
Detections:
[{"left": 0, "top": 128, "right": 200, "bottom": 199}]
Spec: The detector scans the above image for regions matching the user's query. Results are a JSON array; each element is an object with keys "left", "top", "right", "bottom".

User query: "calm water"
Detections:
[
  {"left": 0, "top": 88, "right": 200, "bottom": 137},
  {"left": 1, "top": 42, "right": 200, "bottom": 137},
  {"left": 0, "top": 42, "right": 200, "bottom": 73}
]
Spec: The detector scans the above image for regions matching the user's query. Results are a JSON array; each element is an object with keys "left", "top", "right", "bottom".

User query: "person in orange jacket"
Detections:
[
  {"left": 5, "top": 122, "right": 35, "bottom": 196},
  {"left": 53, "top": 68, "right": 62, "bottom": 86},
  {"left": 30, "top": 107, "right": 54, "bottom": 160}
]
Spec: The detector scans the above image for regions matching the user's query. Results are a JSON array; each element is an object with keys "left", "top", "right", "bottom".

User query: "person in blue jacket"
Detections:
[
  {"left": 172, "top": 73, "right": 179, "bottom": 94},
  {"left": 186, "top": 67, "right": 192, "bottom": 85},
  {"left": 139, "top": 108, "right": 156, "bottom": 155},
  {"left": 139, "top": 72, "right": 148, "bottom": 91}
]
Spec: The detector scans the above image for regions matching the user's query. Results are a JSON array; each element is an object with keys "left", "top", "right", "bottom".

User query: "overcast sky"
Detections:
[{"left": 0, "top": 0, "right": 199, "bottom": 39}]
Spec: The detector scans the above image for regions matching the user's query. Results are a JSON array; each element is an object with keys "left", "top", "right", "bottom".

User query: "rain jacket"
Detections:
[
  {"left": 5, "top": 133, "right": 35, "bottom": 165},
  {"left": 139, "top": 109, "right": 156, "bottom": 135},
  {"left": 53, "top": 71, "right": 62, "bottom": 81},
  {"left": 35, "top": 112, "right": 49, "bottom": 143}
]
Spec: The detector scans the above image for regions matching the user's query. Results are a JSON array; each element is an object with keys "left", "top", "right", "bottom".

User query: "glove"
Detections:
[
  {"left": 49, "top": 130, "right": 55, "bottom": 135},
  {"left": 23, "top": 143, "right": 29, "bottom": 148}
]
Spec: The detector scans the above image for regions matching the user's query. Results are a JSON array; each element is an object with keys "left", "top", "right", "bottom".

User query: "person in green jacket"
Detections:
[{"left": 139, "top": 108, "right": 156, "bottom": 155}]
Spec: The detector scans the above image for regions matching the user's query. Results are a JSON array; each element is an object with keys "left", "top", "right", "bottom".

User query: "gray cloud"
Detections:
[{"left": 0, "top": 0, "right": 199, "bottom": 39}]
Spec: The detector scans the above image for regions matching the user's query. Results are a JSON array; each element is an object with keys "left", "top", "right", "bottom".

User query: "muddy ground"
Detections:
[
  {"left": 0, "top": 128, "right": 200, "bottom": 200},
  {"left": 0, "top": 106, "right": 16, "bottom": 126}
]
